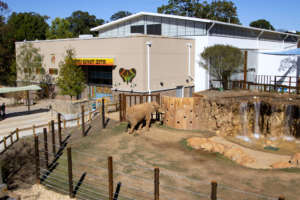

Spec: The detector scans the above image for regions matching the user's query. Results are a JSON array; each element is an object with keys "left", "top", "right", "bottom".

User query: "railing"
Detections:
[{"left": 211, "top": 75, "right": 300, "bottom": 94}]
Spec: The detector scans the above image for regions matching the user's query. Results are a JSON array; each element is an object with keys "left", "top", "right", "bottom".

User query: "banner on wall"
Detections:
[{"left": 74, "top": 58, "right": 114, "bottom": 66}]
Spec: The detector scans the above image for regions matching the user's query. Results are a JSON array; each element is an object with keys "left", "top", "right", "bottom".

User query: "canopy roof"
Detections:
[
  {"left": 263, "top": 48, "right": 300, "bottom": 56},
  {"left": 0, "top": 85, "right": 41, "bottom": 94}
]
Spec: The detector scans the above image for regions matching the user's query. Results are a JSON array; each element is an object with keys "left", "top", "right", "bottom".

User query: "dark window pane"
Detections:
[
  {"left": 131, "top": 25, "right": 144, "bottom": 34},
  {"left": 147, "top": 24, "right": 161, "bottom": 35}
]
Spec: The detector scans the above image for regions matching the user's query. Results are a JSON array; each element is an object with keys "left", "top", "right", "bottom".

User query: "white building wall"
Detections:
[
  {"left": 98, "top": 16, "right": 206, "bottom": 38},
  {"left": 192, "top": 35, "right": 298, "bottom": 92}
]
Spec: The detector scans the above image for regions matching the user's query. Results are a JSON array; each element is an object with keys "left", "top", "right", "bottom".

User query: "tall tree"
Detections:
[
  {"left": 110, "top": 11, "right": 132, "bottom": 21},
  {"left": 46, "top": 17, "right": 73, "bottom": 39},
  {"left": 57, "top": 49, "right": 86, "bottom": 100},
  {"left": 250, "top": 19, "right": 275, "bottom": 30},
  {"left": 201, "top": 45, "right": 243, "bottom": 89},
  {"left": 67, "top": 11, "right": 104, "bottom": 37},
  {"left": 157, "top": 0, "right": 240, "bottom": 24},
  {"left": 0, "top": 1, "right": 16, "bottom": 85},
  {"left": 16, "top": 43, "right": 44, "bottom": 84},
  {"left": 7, "top": 12, "right": 49, "bottom": 41}
]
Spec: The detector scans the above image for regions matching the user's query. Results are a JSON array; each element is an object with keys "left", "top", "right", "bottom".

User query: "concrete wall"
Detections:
[{"left": 15, "top": 35, "right": 195, "bottom": 95}]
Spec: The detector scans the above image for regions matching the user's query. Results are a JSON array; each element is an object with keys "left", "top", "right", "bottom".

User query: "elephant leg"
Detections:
[
  {"left": 128, "top": 121, "right": 137, "bottom": 134},
  {"left": 145, "top": 114, "right": 151, "bottom": 131}
]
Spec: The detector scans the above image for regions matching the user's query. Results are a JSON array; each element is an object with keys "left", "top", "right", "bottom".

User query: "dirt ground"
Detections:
[{"left": 7, "top": 112, "right": 300, "bottom": 200}]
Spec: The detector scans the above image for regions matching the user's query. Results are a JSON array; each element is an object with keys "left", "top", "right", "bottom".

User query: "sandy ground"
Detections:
[{"left": 8, "top": 184, "right": 74, "bottom": 200}]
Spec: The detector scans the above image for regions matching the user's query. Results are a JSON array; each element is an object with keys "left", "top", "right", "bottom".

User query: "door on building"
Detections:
[
  {"left": 176, "top": 86, "right": 183, "bottom": 97},
  {"left": 75, "top": 58, "right": 115, "bottom": 101}
]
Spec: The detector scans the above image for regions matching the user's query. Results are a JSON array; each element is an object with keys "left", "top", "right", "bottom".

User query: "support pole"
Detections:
[
  {"left": 43, "top": 128, "right": 49, "bottom": 169},
  {"left": 243, "top": 51, "right": 248, "bottom": 89},
  {"left": 16, "top": 128, "right": 19, "bottom": 141},
  {"left": 211, "top": 181, "right": 217, "bottom": 200},
  {"left": 119, "top": 94, "right": 122, "bottom": 122},
  {"left": 154, "top": 168, "right": 159, "bottom": 200},
  {"left": 57, "top": 113, "right": 62, "bottom": 145},
  {"left": 81, "top": 105, "right": 85, "bottom": 137},
  {"left": 34, "top": 135, "right": 40, "bottom": 184},
  {"left": 51, "top": 120, "right": 56, "bottom": 155},
  {"left": 102, "top": 98, "right": 105, "bottom": 128},
  {"left": 108, "top": 156, "right": 113, "bottom": 200},
  {"left": 67, "top": 146, "right": 74, "bottom": 198},
  {"left": 26, "top": 90, "right": 30, "bottom": 112}
]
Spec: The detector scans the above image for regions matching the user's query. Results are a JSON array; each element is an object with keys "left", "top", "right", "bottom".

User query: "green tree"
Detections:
[
  {"left": 157, "top": 0, "right": 240, "bottom": 24},
  {"left": 0, "top": 1, "right": 16, "bottom": 85},
  {"left": 16, "top": 43, "right": 45, "bottom": 84},
  {"left": 7, "top": 12, "right": 49, "bottom": 41},
  {"left": 46, "top": 17, "right": 73, "bottom": 39},
  {"left": 110, "top": 11, "right": 132, "bottom": 21},
  {"left": 67, "top": 11, "right": 104, "bottom": 37},
  {"left": 57, "top": 49, "right": 86, "bottom": 100},
  {"left": 250, "top": 19, "right": 275, "bottom": 30},
  {"left": 201, "top": 45, "right": 243, "bottom": 89}
]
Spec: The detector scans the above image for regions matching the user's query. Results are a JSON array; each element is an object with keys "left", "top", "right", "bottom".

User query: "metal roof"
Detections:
[
  {"left": 0, "top": 85, "right": 41, "bottom": 94},
  {"left": 90, "top": 12, "right": 300, "bottom": 38}
]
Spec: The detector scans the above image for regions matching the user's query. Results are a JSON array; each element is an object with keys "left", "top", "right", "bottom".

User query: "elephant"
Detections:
[{"left": 126, "top": 101, "right": 162, "bottom": 134}]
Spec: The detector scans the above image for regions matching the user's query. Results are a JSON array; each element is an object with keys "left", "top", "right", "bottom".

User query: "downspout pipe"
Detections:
[
  {"left": 186, "top": 43, "right": 193, "bottom": 80},
  {"left": 146, "top": 41, "right": 152, "bottom": 102}
]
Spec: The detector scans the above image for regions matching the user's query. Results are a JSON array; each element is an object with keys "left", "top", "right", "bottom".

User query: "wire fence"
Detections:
[
  {"left": 33, "top": 128, "right": 286, "bottom": 200},
  {"left": 0, "top": 99, "right": 117, "bottom": 155}
]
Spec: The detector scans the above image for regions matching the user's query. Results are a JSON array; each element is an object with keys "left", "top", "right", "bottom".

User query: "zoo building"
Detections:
[{"left": 15, "top": 12, "right": 300, "bottom": 100}]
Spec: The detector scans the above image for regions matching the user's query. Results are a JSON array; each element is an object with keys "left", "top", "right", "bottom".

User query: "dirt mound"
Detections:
[
  {"left": 1, "top": 138, "right": 35, "bottom": 189},
  {"left": 187, "top": 137, "right": 256, "bottom": 166}
]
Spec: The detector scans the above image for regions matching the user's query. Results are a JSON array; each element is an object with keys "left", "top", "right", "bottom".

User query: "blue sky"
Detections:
[{"left": 5, "top": 0, "right": 300, "bottom": 31}]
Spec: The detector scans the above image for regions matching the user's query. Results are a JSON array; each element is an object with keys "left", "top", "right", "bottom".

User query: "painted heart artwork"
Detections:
[{"left": 119, "top": 68, "right": 136, "bottom": 84}]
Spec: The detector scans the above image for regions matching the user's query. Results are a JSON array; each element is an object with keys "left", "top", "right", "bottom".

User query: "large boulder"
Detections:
[
  {"left": 271, "top": 161, "right": 293, "bottom": 169},
  {"left": 290, "top": 152, "right": 300, "bottom": 166}
]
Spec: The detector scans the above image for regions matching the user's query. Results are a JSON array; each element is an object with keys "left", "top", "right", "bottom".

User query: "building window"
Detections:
[
  {"left": 147, "top": 24, "right": 161, "bottom": 35},
  {"left": 131, "top": 25, "right": 144, "bottom": 34},
  {"left": 49, "top": 68, "right": 58, "bottom": 75}
]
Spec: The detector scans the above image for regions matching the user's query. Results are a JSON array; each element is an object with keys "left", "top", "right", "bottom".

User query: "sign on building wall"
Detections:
[
  {"left": 119, "top": 68, "right": 136, "bottom": 84},
  {"left": 74, "top": 58, "right": 114, "bottom": 66}
]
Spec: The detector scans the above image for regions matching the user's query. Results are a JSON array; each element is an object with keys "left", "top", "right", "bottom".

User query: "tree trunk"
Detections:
[{"left": 222, "top": 78, "right": 228, "bottom": 90}]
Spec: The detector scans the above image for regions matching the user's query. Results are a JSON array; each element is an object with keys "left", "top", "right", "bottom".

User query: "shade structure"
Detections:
[
  {"left": 262, "top": 48, "right": 300, "bottom": 56},
  {"left": 0, "top": 85, "right": 41, "bottom": 94}
]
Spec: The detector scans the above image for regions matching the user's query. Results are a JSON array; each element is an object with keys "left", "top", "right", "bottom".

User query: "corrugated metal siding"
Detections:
[{"left": 98, "top": 15, "right": 207, "bottom": 38}]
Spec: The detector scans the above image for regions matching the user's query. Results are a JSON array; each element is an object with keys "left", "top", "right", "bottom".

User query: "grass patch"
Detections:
[
  {"left": 279, "top": 168, "right": 300, "bottom": 173},
  {"left": 180, "top": 139, "right": 194, "bottom": 151}
]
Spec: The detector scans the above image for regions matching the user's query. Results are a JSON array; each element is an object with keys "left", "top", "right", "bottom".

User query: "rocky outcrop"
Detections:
[
  {"left": 162, "top": 93, "right": 300, "bottom": 138},
  {"left": 187, "top": 137, "right": 255, "bottom": 166}
]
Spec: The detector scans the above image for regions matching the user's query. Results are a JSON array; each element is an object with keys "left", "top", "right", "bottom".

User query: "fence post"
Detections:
[
  {"left": 3, "top": 137, "right": 6, "bottom": 150},
  {"left": 278, "top": 196, "right": 285, "bottom": 200},
  {"left": 63, "top": 119, "right": 66, "bottom": 129},
  {"left": 102, "top": 98, "right": 105, "bottom": 128},
  {"left": 57, "top": 113, "right": 62, "bottom": 146},
  {"left": 34, "top": 135, "right": 40, "bottom": 184},
  {"left": 274, "top": 76, "right": 277, "bottom": 92},
  {"left": 108, "top": 156, "right": 113, "bottom": 200},
  {"left": 119, "top": 94, "right": 122, "bottom": 122},
  {"left": 10, "top": 132, "right": 13, "bottom": 146},
  {"left": 211, "top": 181, "right": 217, "bottom": 200},
  {"left": 33, "top": 125, "right": 36, "bottom": 136},
  {"left": 81, "top": 105, "right": 85, "bottom": 137},
  {"left": 16, "top": 128, "right": 19, "bottom": 141},
  {"left": 140, "top": 95, "right": 143, "bottom": 104},
  {"left": 77, "top": 118, "right": 80, "bottom": 127},
  {"left": 289, "top": 76, "right": 291, "bottom": 94},
  {"left": 67, "top": 146, "right": 74, "bottom": 198},
  {"left": 51, "top": 120, "right": 56, "bottom": 155},
  {"left": 43, "top": 128, "right": 49, "bottom": 169},
  {"left": 154, "top": 168, "right": 159, "bottom": 200}
]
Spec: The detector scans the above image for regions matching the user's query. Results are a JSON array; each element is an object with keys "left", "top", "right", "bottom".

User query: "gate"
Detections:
[{"left": 119, "top": 93, "right": 160, "bottom": 121}]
